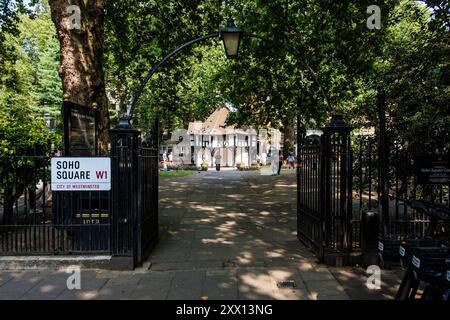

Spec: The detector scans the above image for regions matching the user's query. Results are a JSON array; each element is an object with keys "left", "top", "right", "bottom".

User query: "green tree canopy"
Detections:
[{"left": 2, "top": 0, "right": 448, "bottom": 156}]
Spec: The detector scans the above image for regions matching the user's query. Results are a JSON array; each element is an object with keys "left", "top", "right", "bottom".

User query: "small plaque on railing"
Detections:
[{"left": 415, "top": 155, "right": 450, "bottom": 185}]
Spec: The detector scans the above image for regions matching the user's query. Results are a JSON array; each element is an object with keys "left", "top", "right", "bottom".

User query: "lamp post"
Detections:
[{"left": 220, "top": 15, "right": 243, "bottom": 59}]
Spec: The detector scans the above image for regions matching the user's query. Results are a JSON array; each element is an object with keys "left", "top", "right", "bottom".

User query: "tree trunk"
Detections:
[
  {"left": 2, "top": 187, "right": 14, "bottom": 225},
  {"left": 49, "top": 0, "right": 110, "bottom": 153},
  {"left": 2, "top": 184, "right": 24, "bottom": 225},
  {"left": 28, "top": 187, "right": 36, "bottom": 210},
  {"left": 282, "top": 124, "right": 296, "bottom": 159}
]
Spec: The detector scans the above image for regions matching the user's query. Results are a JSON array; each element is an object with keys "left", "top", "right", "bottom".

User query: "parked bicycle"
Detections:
[
  {"left": 393, "top": 199, "right": 450, "bottom": 300},
  {"left": 378, "top": 198, "right": 450, "bottom": 269}
]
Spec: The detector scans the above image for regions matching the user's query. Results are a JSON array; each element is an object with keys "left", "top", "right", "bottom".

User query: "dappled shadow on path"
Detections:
[
  {"left": 0, "top": 170, "right": 401, "bottom": 300},
  {"left": 148, "top": 170, "right": 400, "bottom": 300}
]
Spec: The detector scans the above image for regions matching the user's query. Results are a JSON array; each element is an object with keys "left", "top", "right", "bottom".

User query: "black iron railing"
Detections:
[
  {"left": 0, "top": 152, "right": 111, "bottom": 255},
  {"left": 352, "top": 135, "right": 449, "bottom": 243}
]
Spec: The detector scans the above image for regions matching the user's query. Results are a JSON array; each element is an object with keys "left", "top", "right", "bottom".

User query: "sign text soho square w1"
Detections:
[{"left": 51, "top": 157, "right": 111, "bottom": 191}]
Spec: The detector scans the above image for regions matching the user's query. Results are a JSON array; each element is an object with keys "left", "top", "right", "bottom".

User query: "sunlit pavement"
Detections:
[{"left": 0, "top": 169, "right": 401, "bottom": 300}]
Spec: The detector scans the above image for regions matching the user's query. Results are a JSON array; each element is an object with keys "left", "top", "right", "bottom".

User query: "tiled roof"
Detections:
[
  {"left": 187, "top": 106, "right": 257, "bottom": 135},
  {"left": 187, "top": 121, "right": 203, "bottom": 134},
  {"left": 203, "top": 106, "right": 231, "bottom": 132}
]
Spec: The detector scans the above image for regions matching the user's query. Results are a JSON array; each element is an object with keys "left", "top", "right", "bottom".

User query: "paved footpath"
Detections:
[{"left": 0, "top": 169, "right": 402, "bottom": 300}]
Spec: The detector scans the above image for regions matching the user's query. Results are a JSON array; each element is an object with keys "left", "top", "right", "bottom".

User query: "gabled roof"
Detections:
[
  {"left": 187, "top": 106, "right": 257, "bottom": 135},
  {"left": 188, "top": 107, "right": 231, "bottom": 135},
  {"left": 203, "top": 106, "right": 231, "bottom": 132},
  {"left": 187, "top": 121, "right": 203, "bottom": 134}
]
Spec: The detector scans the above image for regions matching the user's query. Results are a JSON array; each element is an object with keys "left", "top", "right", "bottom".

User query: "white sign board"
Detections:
[{"left": 51, "top": 157, "right": 111, "bottom": 191}]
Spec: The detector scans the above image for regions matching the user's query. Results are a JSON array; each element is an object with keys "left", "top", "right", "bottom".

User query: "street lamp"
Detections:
[{"left": 220, "top": 15, "right": 243, "bottom": 59}]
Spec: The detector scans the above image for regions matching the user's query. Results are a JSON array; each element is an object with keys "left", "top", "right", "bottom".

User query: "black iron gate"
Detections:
[
  {"left": 297, "top": 121, "right": 323, "bottom": 258},
  {"left": 297, "top": 115, "right": 353, "bottom": 263},
  {"left": 109, "top": 119, "right": 160, "bottom": 266},
  {"left": 136, "top": 132, "right": 159, "bottom": 264}
]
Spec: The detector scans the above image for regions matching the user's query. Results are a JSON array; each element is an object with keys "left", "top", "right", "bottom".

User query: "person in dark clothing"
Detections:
[{"left": 277, "top": 150, "right": 283, "bottom": 175}]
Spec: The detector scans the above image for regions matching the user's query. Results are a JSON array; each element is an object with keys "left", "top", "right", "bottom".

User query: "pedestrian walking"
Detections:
[
  {"left": 162, "top": 152, "right": 168, "bottom": 171},
  {"left": 277, "top": 150, "right": 283, "bottom": 175},
  {"left": 271, "top": 149, "right": 279, "bottom": 175},
  {"left": 288, "top": 154, "right": 295, "bottom": 169},
  {"left": 215, "top": 153, "right": 222, "bottom": 171}
]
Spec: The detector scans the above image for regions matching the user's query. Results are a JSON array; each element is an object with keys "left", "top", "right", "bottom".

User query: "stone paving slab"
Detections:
[
  {"left": 150, "top": 240, "right": 192, "bottom": 262},
  {"left": 329, "top": 267, "right": 402, "bottom": 300},
  {"left": 237, "top": 268, "right": 275, "bottom": 300},
  {"left": 96, "top": 274, "right": 142, "bottom": 300},
  {"left": 167, "top": 270, "right": 206, "bottom": 300},
  {"left": 150, "top": 260, "right": 225, "bottom": 272},
  {"left": 161, "top": 230, "right": 196, "bottom": 241},
  {"left": 21, "top": 271, "right": 68, "bottom": 300},
  {"left": 190, "top": 244, "right": 235, "bottom": 261},
  {"left": 304, "top": 280, "right": 349, "bottom": 300},
  {"left": 0, "top": 271, "right": 14, "bottom": 287},
  {"left": 130, "top": 273, "right": 174, "bottom": 300},
  {"left": 297, "top": 267, "right": 336, "bottom": 282},
  {"left": 267, "top": 267, "right": 309, "bottom": 300},
  {"left": 56, "top": 271, "right": 109, "bottom": 300},
  {"left": 0, "top": 271, "right": 49, "bottom": 300},
  {"left": 202, "top": 270, "right": 238, "bottom": 300}
]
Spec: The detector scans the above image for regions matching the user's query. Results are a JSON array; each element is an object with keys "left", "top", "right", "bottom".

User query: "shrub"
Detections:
[{"left": 200, "top": 162, "right": 209, "bottom": 171}]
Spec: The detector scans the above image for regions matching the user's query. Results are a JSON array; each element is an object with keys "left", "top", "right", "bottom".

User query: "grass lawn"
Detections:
[{"left": 159, "top": 169, "right": 196, "bottom": 179}]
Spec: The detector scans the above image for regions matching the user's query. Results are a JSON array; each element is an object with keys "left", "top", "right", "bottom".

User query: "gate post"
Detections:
[
  {"left": 296, "top": 114, "right": 305, "bottom": 240},
  {"left": 322, "top": 115, "right": 353, "bottom": 265},
  {"left": 320, "top": 132, "right": 329, "bottom": 263},
  {"left": 109, "top": 123, "right": 141, "bottom": 269},
  {"left": 377, "top": 89, "right": 390, "bottom": 235}
]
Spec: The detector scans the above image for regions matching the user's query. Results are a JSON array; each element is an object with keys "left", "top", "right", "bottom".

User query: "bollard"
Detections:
[
  {"left": 363, "top": 210, "right": 379, "bottom": 251},
  {"left": 362, "top": 210, "right": 380, "bottom": 266}
]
